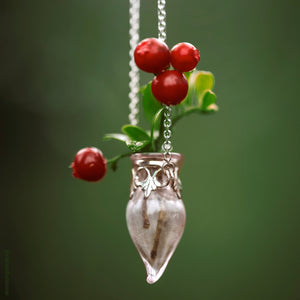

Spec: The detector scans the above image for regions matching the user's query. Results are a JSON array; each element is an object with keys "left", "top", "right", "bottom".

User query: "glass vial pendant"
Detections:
[{"left": 126, "top": 153, "right": 186, "bottom": 284}]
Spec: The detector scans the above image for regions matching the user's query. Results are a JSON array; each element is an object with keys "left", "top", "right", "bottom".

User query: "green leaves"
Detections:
[
  {"left": 151, "top": 108, "right": 164, "bottom": 137},
  {"left": 122, "top": 125, "right": 150, "bottom": 141},
  {"left": 122, "top": 125, "right": 151, "bottom": 151},
  {"left": 205, "top": 103, "right": 219, "bottom": 113},
  {"left": 104, "top": 69, "right": 218, "bottom": 156},
  {"left": 191, "top": 71, "right": 214, "bottom": 98},
  {"left": 104, "top": 107, "right": 165, "bottom": 153},
  {"left": 150, "top": 107, "right": 164, "bottom": 149},
  {"left": 125, "top": 140, "right": 150, "bottom": 152},
  {"left": 103, "top": 133, "right": 128, "bottom": 143},
  {"left": 201, "top": 90, "right": 217, "bottom": 110},
  {"left": 104, "top": 125, "right": 152, "bottom": 153},
  {"left": 171, "top": 70, "right": 218, "bottom": 124}
]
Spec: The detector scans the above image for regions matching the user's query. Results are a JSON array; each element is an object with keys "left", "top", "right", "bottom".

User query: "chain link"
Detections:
[
  {"left": 162, "top": 105, "right": 173, "bottom": 162},
  {"left": 129, "top": 0, "right": 140, "bottom": 126},
  {"left": 158, "top": 0, "right": 173, "bottom": 162},
  {"left": 129, "top": 0, "right": 172, "bottom": 160},
  {"left": 157, "top": 0, "right": 167, "bottom": 42}
]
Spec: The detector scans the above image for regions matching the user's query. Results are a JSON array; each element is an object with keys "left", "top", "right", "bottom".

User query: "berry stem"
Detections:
[
  {"left": 107, "top": 152, "right": 133, "bottom": 171},
  {"left": 155, "top": 112, "right": 166, "bottom": 152}
]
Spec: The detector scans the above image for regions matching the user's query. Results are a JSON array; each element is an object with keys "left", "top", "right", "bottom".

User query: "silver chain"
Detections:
[
  {"left": 162, "top": 105, "right": 173, "bottom": 161},
  {"left": 157, "top": 0, "right": 167, "bottom": 42},
  {"left": 129, "top": 0, "right": 172, "bottom": 160},
  {"left": 158, "top": 0, "right": 173, "bottom": 161},
  {"left": 129, "top": 0, "right": 140, "bottom": 126}
]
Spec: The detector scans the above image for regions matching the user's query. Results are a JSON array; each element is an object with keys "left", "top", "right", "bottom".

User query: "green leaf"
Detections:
[
  {"left": 104, "top": 127, "right": 152, "bottom": 153},
  {"left": 151, "top": 107, "right": 164, "bottom": 136},
  {"left": 190, "top": 71, "right": 215, "bottom": 101},
  {"left": 172, "top": 72, "right": 195, "bottom": 117},
  {"left": 122, "top": 125, "right": 150, "bottom": 141},
  {"left": 184, "top": 71, "right": 193, "bottom": 81},
  {"left": 142, "top": 83, "right": 163, "bottom": 123},
  {"left": 201, "top": 90, "right": 217, "bottom": 110},
  {"left": 150, "top": 107, "right": 164, "bottom": 144},
  {"left": 205, "top": 103, "right": 219, "bottom": 113},
  {"left": 139, "top": 84, "right": 147, "bottom": 94},
  {"left": 126, "top": 140, "right": 150, "bottom": 152},
  {"left": 103, "top": 133, "right": 129, "bottom": 143},
  {"left": 175, "top": 70, "right": 201, "bottom": 109}
]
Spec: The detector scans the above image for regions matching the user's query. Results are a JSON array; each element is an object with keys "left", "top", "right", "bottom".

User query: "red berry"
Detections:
[
  {"left": 134, "top": 38, "right": 170, "bottom": 73},
  {"left": 151, "top": 70, "right": 188, "bottom": 105},
  {"left": 170, "top": 42, "right": 200, "bottom": 72},
  {"left": 71, "top": 147, "right": 107, "bottom": 182}
]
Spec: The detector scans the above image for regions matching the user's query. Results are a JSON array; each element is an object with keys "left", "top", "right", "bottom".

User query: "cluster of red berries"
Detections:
[
  {"left": 134, "top": 38, "right": 200, "bottom": 105},
  {"left": 71, "top": 147, "right": 107, "bottom": 182},
  {"left": 71, "top": 39, "right": 200, "bottom": 182}
]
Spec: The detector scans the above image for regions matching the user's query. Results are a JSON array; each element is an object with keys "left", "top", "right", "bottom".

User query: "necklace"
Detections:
[{"left": 71, "top": 0, "right": 218, "bottom": 284}]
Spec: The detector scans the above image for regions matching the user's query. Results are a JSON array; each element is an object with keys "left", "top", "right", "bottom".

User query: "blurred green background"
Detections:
[{"left": 1, "top": 0, "right": 299, "bottom": 299}]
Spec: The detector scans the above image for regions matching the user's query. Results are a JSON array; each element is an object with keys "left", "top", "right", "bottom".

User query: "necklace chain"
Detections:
[
  {"left": 158, "top": 0, "right": 173, "bottom": 161},
  {"left": 129, "top": 0, "right": 140, "bottom": 126},
  {"left": 129, "top": 0, "right": 173, "bottom": 159},
  {"left": 157, "top": 0, "right": 167, "bottom": 42},
  {"left": 162, "top": 105, "right": 173, "bottom": 161}
]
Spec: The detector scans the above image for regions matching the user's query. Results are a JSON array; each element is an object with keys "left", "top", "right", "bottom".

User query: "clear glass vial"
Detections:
[{"left": 126, "top": 153, "right": 186, "bottom": 284}]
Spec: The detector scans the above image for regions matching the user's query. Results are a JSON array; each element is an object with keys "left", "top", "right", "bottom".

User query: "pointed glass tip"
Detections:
[
  {"left": 146, "top": 274, "right": 159, "bottom": 285},
  {"left": 127, "top": 192, "right": 186, "bottom": 285},
  {"left": 145, "top": 261, "right": 168, "bottom": 284}
]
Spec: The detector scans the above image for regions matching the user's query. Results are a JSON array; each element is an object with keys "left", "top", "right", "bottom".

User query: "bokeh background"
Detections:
[{"left": 1, "top": 0, "right": 299, "bottom": 299}]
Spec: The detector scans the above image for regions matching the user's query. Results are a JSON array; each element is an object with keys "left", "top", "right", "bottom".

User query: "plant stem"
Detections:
[
  {"left": 107, "top": 152, "right": 132, "bottom": 171},
  {"left": 155, "top": 112, "right": 165, "bottom": 152},
  {"left": 107, "top": 152, "right": 132, "bottom": 164}
]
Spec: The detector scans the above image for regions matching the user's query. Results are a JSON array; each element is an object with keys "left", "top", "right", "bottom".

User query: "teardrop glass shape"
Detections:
[{"left": 126, "top": 153, "right": 186, "bottom": 284}]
